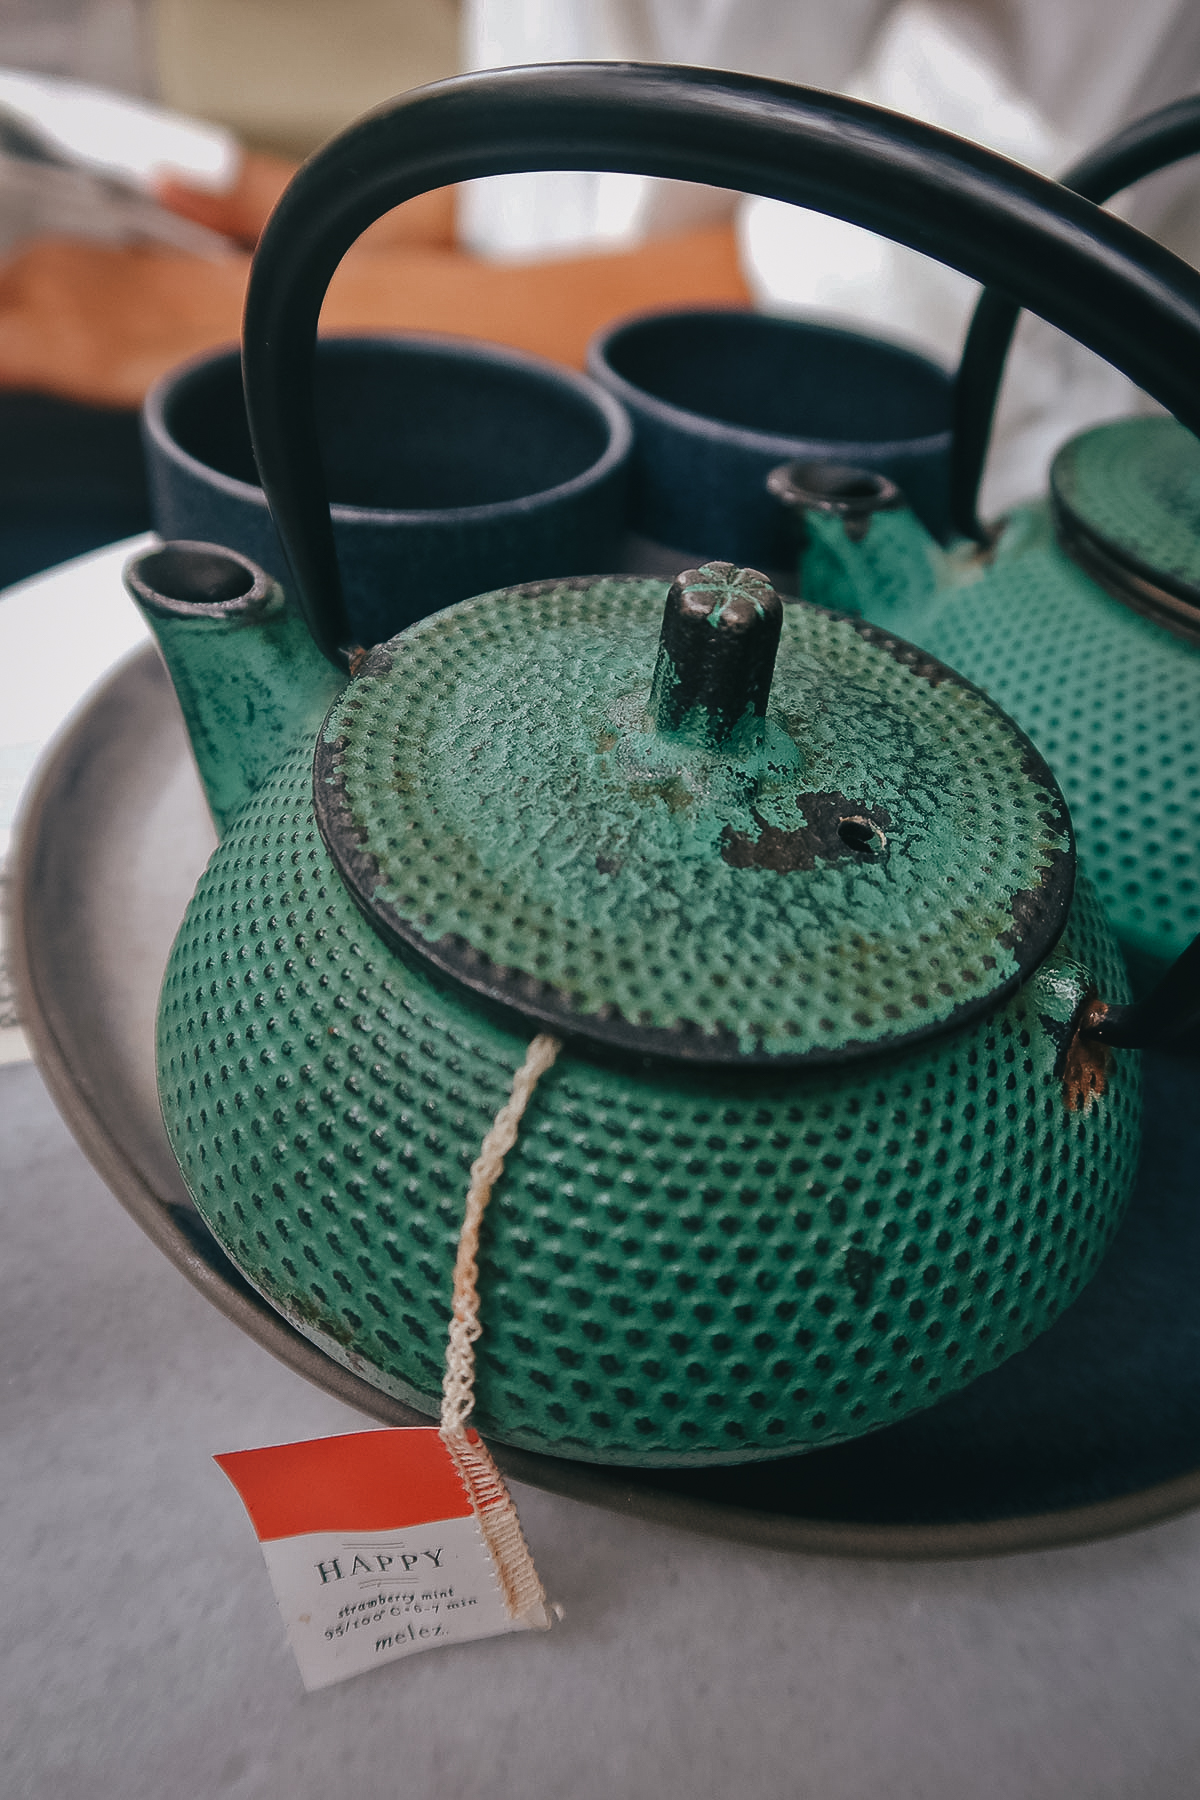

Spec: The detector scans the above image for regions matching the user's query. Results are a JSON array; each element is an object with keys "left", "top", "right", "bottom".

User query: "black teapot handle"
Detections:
[
  {"left": 951, "top": 93, "right": 1200, "bottom": 543},
  {"left": 1089, "top": 935, "right": 1200, "bottom": 1051},
  {"left": 242, "top": 62, "right": 1200, "bottom": 669}
]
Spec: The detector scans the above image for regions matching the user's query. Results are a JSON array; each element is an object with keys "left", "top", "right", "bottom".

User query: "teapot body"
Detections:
[
  {"left": 138, "top": 63, "right": 1200, "bottom": 1470},
  {"left": 156, "top": 725, "right": 1140, "bottom": 1468}
]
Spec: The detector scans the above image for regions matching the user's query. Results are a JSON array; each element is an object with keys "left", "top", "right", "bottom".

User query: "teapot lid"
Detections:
[
  {"left": 1051, "top": 417, "right": 1200, "bottom": 641},
  {"left": 314, "top": 566, "right": 1073, "bottom": 1066}
]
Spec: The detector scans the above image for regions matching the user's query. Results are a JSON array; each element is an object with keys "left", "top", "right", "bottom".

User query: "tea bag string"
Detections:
[{"left": 439, "top": 1031, "right": 561, "bottom": 1627}]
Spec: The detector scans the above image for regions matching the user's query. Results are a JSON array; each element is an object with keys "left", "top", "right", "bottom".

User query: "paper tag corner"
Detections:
[{"left": 216, "top": 1425, "right": 549, "bottom": 1689}]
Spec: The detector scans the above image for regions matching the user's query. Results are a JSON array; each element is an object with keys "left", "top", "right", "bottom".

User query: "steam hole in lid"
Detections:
[{"left": 838, "top": 816, "right": 879, "bottom": 853}]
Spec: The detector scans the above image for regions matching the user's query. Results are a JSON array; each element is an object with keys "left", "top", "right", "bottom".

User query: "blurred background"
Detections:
[{"left": 0, "top": 0, "right": 1197, "bottom": 590}]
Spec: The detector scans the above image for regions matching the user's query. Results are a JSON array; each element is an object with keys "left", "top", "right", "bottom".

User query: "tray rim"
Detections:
[{"left": 12, "top": 643, "right": 1200, "bottom": 1562}]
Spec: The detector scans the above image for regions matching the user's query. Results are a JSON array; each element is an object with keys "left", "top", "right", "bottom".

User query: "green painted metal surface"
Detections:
[
  {"left": 816, "top": 421, "right": 1200, "bottom": 978},
  {"left": 797, "top": 503, "right": 944, "bottom": 620},
  {"left": 138, "top": 553, "right": 1147, "bottom": 1468},
  {"left": 1051, "top": 417, "right": 1200, "bottom": 592},
  {"left": 140, "top": 586, "right": 345, "bottom": 837},
  {"left": 318, "top": 575, "right": 1072, "bottom": 1063},
  {"left": 158, "top": 740, "right": 1138, "bottom": 1465}
]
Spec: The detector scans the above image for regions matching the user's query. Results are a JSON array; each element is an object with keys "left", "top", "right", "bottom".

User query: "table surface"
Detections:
[
  {"left": 0, "top": 536, "right": 151, "bottom": 1064},
  {"left": 5, "top": 546, "right": 1200, "bottom": 1800},
  {"left": 6, "top": 1054, "right": 1200, "bottom": 1800}
]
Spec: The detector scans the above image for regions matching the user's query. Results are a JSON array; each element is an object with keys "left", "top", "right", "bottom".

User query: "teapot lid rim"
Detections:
[
  {"left": 314, "top": 573, "right": 1075, "bottom": 1068},
  {"left": 1051, "top": 417, "right": 1200, "bottom": 644}
]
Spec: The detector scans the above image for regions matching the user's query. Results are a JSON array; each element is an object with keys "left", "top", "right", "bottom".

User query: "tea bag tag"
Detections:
[
  {"left": 216, "top": 1033, "right": 563, "bottom": 1691},
  {"left": 216, "top": 1426, "right": 551, "bottom": 1692}
]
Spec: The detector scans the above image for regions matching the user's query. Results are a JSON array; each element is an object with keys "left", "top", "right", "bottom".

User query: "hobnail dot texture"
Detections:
[
  {"left": 883, "top": 506, "right": 1200, "bottom": 971},
  {"left": 326, "top": 575, "right": 1069, "bottom": 1059},
  {"left": 157, "top": 744, "right": 1140, "bottom": 1468},
  {"left": 1052, "top": 418, "right": 1200, "bottom": 588}
]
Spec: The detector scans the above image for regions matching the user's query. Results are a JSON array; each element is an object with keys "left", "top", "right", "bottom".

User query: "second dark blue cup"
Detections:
[
  {"left": 588, "top": 308, "right": 953, "bottom": 575},
  {"left": 143, "top": 333, "right": 632, "bottom": 647}
]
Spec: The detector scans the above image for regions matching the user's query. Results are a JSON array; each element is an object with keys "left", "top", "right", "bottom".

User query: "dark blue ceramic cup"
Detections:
[
  {"left": 588, "top": 308, "right": 953, "bottom": 575},
  {"left": 143, "top": 333, "right": 632, "bottom": 646}
]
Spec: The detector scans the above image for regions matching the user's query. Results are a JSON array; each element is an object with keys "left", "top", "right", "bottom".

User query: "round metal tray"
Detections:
[{"left": 13, "top": 645, "right": 1200, "bottom": 1558}]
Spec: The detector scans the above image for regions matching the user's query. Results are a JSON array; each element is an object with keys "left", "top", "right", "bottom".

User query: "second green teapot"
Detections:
[
  {"left": 770, "top": 98, "right": 1200, "bottom": 987},
  {"left": 772, "top": 419, "right": 1200, "bottom": 990}
]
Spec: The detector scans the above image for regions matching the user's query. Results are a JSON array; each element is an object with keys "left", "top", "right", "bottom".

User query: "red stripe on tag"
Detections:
[{"left": 215, "top": 1428, "right": 474, "bottom": 1540}]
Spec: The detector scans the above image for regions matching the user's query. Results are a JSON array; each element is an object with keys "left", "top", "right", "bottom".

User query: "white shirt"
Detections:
[{"left": 461, "top": 0, "right": 1200, "bottom": 512}]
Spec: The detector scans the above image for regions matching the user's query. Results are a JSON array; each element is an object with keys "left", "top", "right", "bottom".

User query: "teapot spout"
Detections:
[
  {"left": 767, "top": 462, "right": 943, "bottom": 620},
  {"left": 124, "top": 541, "right": 345, "bottom": 838}
]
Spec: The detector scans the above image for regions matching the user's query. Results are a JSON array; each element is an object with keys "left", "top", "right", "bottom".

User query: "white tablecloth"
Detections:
[{"left": 0, "top": 537, "right": 151, "bottom": 1063}]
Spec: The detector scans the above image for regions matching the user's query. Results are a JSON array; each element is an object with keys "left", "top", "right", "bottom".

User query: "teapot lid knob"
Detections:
[{"left": 649, "top": 563, "right": 783, "bottom": 749}]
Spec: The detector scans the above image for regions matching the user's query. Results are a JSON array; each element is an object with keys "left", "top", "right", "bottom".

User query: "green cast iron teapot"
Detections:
[
  {"left": 127, "top": 66, "right": 1200, "bottom": 1468},
  {"left": 770, "top": 96, "right": 1200, "bottom": 989}
]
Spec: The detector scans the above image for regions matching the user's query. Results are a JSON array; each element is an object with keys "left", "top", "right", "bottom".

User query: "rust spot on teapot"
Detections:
[
  {"left": 1059, "top": 993, "right": 1111, "bottom": 1112},
  {"left": 721, "top": 791, "right": 890, "bottom": 873}
]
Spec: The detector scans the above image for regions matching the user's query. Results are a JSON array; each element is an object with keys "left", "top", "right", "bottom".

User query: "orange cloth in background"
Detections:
[
  {"left": 0, "top": 216, "right": 750, "bottom": 410},
  {"left": 322, "top": 221, "right": 750, "bottom": 370}
]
